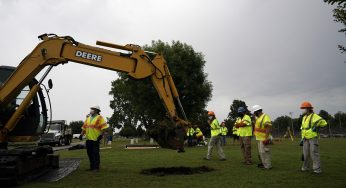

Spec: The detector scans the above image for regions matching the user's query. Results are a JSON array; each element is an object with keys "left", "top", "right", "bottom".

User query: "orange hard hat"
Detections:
[
  {"left": 300, "top": 101, "right": 313, "bottom": 109},
  {"left": 208, "top": 111, "right": 215, "bottom": 116}
]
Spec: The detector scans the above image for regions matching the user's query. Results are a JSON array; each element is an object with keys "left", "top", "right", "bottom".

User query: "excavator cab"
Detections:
[{"left": 0, "top": 66, "right": 48, "bottom": 145}]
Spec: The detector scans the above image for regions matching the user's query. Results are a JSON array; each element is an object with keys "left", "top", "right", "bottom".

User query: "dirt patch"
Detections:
[{"left": 141, "top": 166, "right": 214, "bottom": 176}]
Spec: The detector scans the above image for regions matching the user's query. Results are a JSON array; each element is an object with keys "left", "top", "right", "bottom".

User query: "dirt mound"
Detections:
[{"left": 141, "top": 166, "right": 214, "bottom": 176}]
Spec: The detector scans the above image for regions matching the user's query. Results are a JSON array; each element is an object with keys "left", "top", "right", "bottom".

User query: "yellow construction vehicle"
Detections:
[{"left": 0, "top": 33, "right": 189, "bottom": 184}]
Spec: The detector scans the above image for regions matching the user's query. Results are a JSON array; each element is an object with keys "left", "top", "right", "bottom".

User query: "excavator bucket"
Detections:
[{"left": 148, "top": 118, "right": 188, "bottom": 150}]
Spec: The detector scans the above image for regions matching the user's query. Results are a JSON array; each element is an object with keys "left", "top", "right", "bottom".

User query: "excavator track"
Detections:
[{"left": 0, "top": 145, "right": 58, "bottom": 185}]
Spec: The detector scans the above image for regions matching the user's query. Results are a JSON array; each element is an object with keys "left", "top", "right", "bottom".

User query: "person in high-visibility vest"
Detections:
[
  {"left": 194, "top": 125, "right": 204, "bottom": 145},
  {"left": 220, "top": 122, "right": 228, "bottom": 146},
  {"left": 232, "top": 124, "right": 239, "bottom": 144},
  {"left": 252, "top": 105, "right": 272, "bottom": 170},
  {"left": 186, "top": 126, "right": 195, "bottom": 147},
  {"left": 234, "top": 107, "right": 252, "bottom": 165},
  {"left": 204, "top": 111, "right": 226, "bottom": 160},
  {"left": 300, "top": 101, "right": 327, "bottom": 174},
  {"left": 79, "top": 105, "right": 109, "bottom": 171}
]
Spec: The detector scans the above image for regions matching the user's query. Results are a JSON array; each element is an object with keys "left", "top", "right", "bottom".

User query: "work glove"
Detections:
[
  {"left": 79, "top": 134, "right": 83, "bottom": 141},
  {"left": 97, "top": 135, "right": 103, "bottom": 142},
  {"left": 299, "top": 139, "right": 304, "bottom": 146},
  {"left": 311, "top": 126, "right": 318, "bottom": 132},
  {"left": 262, "top": 140, "right": 270, "bottom": 145}
]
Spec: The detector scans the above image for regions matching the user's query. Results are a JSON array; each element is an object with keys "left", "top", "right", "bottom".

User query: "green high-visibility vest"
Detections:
[
  {"left": 210, "top": 119, "right": 221, "bottom": 137},
  {"left": 301, "top": 113, "right": 327, "bottom": 139}
]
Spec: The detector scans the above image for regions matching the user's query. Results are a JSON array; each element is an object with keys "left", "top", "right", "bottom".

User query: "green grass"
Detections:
[{"left": 23, "top": 138, "right": 346, "bottom": 188}]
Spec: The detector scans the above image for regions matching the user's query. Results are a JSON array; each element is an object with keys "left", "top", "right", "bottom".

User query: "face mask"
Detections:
[
  {"left": 90, "top": 109, "right": 96, "bottom": 115},
  {"left": 301, "top": 109, "right": 308, "bottom": 115},
  {"left": 208, "top": 116, "right": 213, "bottom": 120}
]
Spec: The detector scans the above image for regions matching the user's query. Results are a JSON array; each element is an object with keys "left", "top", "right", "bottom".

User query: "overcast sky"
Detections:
[{"left": 0, "top": 0, "right": 345, "bottom": 123}]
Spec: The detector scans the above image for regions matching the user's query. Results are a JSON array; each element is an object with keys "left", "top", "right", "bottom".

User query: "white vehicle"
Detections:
[{"left": 39, "top": 120, "right": 73, "bottom": 146}]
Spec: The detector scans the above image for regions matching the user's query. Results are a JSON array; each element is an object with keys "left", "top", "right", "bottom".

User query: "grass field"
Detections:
[{"left": 23, "top": 138, "right": 346, "bottom": 188}]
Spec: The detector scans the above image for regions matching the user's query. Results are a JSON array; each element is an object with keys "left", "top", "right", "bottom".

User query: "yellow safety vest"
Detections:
[
  {"left": 236, "top": 114, "right": 253, "bottom": 137},
  {"left": 187, "top": 127, "right": 195, "bottom": 136},
  {"left": 254, "top": 113, "right": 272, "bottom": 141},
  {"left": 82, "top": 115, "right": 109, "bottom": 141},
  {"left": 301, "top": 113, "right": 327, "bottom": 139},
  {"left": 210, "top": 119, "right": 221, "bottom": 137},
  {"left": 195, "top": 128, "right": 203, "bottom": 137},
  {"left": 232, "top": 126, "right": 239, "bottom": 135},
  {"left": 220, "top": 127, "right": 228, "bottom": 136}
]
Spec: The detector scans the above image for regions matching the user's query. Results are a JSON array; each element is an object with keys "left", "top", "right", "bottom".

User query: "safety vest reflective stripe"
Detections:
[
  {"left": 254, "top": 128, "right": 266, "bottom": 133},
  {"left": 82, "top": 115, "right": 108, "bottom": 141},
  {"left": 83, "top": 125, "right": 101, "bottom": 130},
  {"left": 254, "top": 113, "right": 271, "bottom": 141}
]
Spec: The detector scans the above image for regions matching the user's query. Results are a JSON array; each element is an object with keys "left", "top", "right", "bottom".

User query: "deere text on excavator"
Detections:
[{"left": 0, "top": 34, "right": 189, "bottom": 184}]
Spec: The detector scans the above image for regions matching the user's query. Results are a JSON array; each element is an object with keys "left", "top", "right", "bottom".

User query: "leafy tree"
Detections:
[
  {"left": 119, "top": 125, "right": 137, "bottom": 138},
  {"left": 136, "top": 126, "right": 145, "bottom": 138},
  {"left": 109, "top": 40, "right": 212, "bottom": 133},
  {"left": 272, "top": 116, "right": 291, "bottom": 136},
  {"left": 228, "top": 99, "right": 249, "bottom": 121},
  {"left": 69, "top": 120, "right": 83, "bottom": 134},
  {"left": 325, "top": 0, "right": 346, "bottom": 53},
  {"left": 318, "top": 110, "right": 333, "bottom": 120}
]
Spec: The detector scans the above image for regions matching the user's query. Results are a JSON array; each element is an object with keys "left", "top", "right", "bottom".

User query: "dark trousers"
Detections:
[
  {"left": 86, "top": 140, "right": 100, "bottom": 170},
  {"left": 187, "top": 136, "right": 193, "bottom": 146},
  {"left": 221, "top": 135, "right": 226, "bottom": 146}
]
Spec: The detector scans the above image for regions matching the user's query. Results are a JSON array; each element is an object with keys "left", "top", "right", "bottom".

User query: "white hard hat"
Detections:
[
  {"left": 90, "top": 105, "right": 101, "bottom": 112},
  {"left": 252, "top": 105, "right": 262, "bottom": 112}
]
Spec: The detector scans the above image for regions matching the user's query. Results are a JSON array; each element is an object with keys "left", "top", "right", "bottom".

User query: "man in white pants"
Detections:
[
  {"left": 204, "top": 111, "right": 226, "bottom": 161},
  {"left": 300, "top": 101, "right": 327, "bottom": 174}
]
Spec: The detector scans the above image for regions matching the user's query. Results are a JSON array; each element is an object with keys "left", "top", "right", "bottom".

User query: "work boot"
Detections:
[
  {"left": 220, "top": 158, "right": 226, "bottom": 161},
  {"left": 313, "top": 170, "right": 322, "bottom": 174},
  {"left": 203, "top": 157, "right": 210, "bottom": 161},
  {"left": 301, "top": 167, "right": 309, "bottom": 172},
  {"left": 257, "top": 163, "right": 264, "bottom": 168}
]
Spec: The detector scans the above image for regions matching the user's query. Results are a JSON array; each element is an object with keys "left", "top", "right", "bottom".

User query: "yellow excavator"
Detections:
[{"left": 0, "top": 34, "right": 189, "bottom": 184}]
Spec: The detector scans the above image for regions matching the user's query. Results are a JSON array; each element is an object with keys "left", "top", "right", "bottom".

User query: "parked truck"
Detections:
[{"left": 39, "top": 120, "right": 72, "bottom": 146}]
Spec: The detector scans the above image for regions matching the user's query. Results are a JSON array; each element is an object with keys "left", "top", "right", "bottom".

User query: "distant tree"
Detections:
[
  {"left": 69, "top": 120, "right": 83, "bottom": 134},
  {"left": 119, "top": 125, "right": 137, "bottom": 138},
  {"left": 136, "top": 126, "right": 145, "bottom": 138},
  {"left": 324, "top": 0, "right": 346, "bottom": 53},
  {"left": 318, "top": 110, "right": 333, "bottom": 120},
  {"left": 333, "top": 111, "right": 346, "bottom": 129},
  {"left": 273, "top": 116, "right": 292, "bottom": 136},
  {"left": 228, "top": 99, "right": 249, "bottom": 121}
]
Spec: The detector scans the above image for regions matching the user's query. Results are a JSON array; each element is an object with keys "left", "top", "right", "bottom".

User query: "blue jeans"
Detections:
[{"left": 221, "top": 135, "right": 226, "bottom": 146}]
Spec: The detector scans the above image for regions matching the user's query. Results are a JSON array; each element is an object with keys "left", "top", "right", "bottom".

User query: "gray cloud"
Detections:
[{"left": 0, "top": 0, "right": 345, "bottom": 123}]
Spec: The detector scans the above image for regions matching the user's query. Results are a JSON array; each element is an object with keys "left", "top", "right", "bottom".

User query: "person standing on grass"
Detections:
[
  {"left": 79, "top": 106, "right": 109, "bottom": 172},
  {"left": 220, "top": 122, "right": 228, "bottom": 146},
  {"left": 300, "top": 101, "right": 327, "bottom": 174},
  {"left": 232, "top": 123, "right": 240, "bottom": 144},
  {"left": 204, "top": 111, "right": 226, "bottom": 161},
  {"left": 234, "top": 107, "right": 253, "bottom": 165},
  {"left": 187, "top": 125, "right": 195, "bottom": 147},
  {"left": 252, "top": 105, "right": 272, "bottom": 170}
]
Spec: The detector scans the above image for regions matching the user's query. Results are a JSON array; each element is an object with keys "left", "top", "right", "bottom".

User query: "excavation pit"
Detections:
[{"left": 141, "top": 166, "right": 214, "bottom": 176}]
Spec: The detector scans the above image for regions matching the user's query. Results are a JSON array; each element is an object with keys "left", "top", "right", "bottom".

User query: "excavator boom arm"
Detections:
[{"left": 0, "top": 34, "right": 188, "bottom": 149}]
